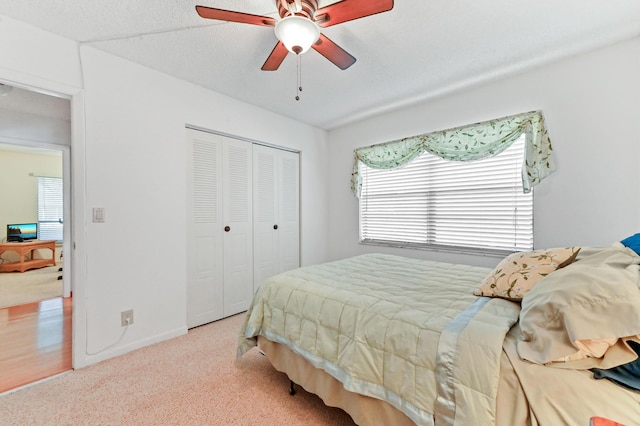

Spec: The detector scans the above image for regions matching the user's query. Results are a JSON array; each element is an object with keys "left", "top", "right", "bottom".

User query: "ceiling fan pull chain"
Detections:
[{"left": 296, "top": 53, "right": 302, "bottom": 101}]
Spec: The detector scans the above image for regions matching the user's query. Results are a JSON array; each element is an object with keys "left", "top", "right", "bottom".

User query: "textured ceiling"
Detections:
[{"left": 1, "top": 1, "right": 639, "bottom": 130}]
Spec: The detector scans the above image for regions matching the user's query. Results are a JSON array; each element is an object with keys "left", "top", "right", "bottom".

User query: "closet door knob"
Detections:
[
  {"left": 273, "top": 225, "right": 278, "bottom": 230},
  {"left": 224, "top": 226, "right": 230, "bottom": 232}
]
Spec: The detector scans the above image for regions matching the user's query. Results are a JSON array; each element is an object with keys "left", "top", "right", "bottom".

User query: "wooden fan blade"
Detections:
[
  {"left": 262, "top": 42, "right": 289, "bottom": 71},
  {"left": 312, "top": 34, "right": 356, "bottom": 70},
  {"left": 195, "top": 5, "right": 276, "bottom": 26},
  {"left": 315, "top": 0, "right": 393, "bottom": 28}
]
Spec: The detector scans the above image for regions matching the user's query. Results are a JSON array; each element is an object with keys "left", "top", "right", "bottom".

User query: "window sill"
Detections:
[{"left": 359, "top": 240, "right": 516, "bottom": 259}]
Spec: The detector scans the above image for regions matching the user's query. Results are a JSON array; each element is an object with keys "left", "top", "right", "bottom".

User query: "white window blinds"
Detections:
[
  {"left": 359, "top": 135, "right": 532, "bottom": 255},
  {"left": 37, "top": 177, "right": 64, "bottom": 241}
]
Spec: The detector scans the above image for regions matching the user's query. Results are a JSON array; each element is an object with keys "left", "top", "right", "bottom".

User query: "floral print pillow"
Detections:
[{"left": 474, "top": 247, "right": 581, "bottom": 301}]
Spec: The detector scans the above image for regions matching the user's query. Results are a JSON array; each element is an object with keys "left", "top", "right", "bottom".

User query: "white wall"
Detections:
[
  {"left": 1, "top": 15, "right": 330, "bottom": 368},
  {"left": 328, "top": 37, "right": 640, "bottom": 268},
  {"left": 79, "top": 47, "right": 329, "bottom": 366},
  {"left": 0, "top": 16, "right": 82, "bottom": 92},
  {"left": 0, "top": 109, "right": 71, "bottom": 146}
]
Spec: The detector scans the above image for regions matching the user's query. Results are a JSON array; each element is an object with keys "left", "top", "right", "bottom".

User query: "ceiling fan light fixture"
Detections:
[{"left": 275, "top": 15, "right": 320, "bottom": 54}]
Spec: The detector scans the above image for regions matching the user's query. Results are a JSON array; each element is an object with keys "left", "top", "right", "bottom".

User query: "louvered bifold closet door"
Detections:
[
  {"left": 277, "top": 150, "right": 300, "bottom": 273},
  {"left": 253, "top": 145, "right": 280, "bottom": 290},
  {"left": 187, "top": 128, "right": 224, "bottom": 328},
  {"left": 222, "top": 137, "right": 254, "bottom": 317},
  {"left": 253, "top": 145, "right": 300, "bottom": 291}
]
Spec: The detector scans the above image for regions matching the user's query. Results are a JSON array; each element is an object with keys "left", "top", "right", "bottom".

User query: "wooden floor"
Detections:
[{"left": 0, "top": 297, "right": 72, "bottom": 393}]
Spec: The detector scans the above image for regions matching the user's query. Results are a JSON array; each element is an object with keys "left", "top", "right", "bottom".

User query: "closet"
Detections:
[
  {"left": 253, "top": 145, "right": 300, "bottom": 291},
  {"left": 186, "top": 128, "right": 300, "bottom": 328}
]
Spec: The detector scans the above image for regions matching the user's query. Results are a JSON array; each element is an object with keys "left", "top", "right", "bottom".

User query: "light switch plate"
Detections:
[{"left": 92, "top": 207, "right": 105, "bottom": 223}]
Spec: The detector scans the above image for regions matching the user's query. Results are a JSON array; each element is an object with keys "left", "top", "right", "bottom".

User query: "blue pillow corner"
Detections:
[{"left": 621, "top": 233, "right": 640, "bottom": 255}]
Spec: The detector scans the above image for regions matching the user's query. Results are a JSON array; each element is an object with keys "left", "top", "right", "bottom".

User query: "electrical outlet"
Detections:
[{"left": 121, "top": 309, "right": 134, "bottom": 327}]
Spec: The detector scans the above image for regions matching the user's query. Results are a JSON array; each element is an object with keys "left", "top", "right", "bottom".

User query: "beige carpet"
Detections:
[
  {"left": 0, "top": 313, "right": 356, "bottom": 425},
  {"left": 0, "top": 263, "right": 63, "bottom": 309}
]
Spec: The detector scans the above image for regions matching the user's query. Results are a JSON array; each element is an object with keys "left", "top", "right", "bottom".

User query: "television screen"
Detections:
[{"left": 6, "top": 223, "right": 38, "bottom": 242}]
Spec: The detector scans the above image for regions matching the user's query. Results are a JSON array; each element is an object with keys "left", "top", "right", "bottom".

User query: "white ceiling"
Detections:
[{"left": 1, "top": 1, "right": 639, "bottom": 130}]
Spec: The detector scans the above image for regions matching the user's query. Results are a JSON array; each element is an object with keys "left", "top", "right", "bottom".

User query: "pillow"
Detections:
[
  {"left": 517, "top": 245, "right": 640, "bottom": 369},
  {"left": 621, "top": 233, "right": 640, "bottom": 255},
  {"left": 552, "top": 338, "right": 617, "bottom": 363},
  {"left": 473, "top": 247, "right": 580, "bottom": 301}
]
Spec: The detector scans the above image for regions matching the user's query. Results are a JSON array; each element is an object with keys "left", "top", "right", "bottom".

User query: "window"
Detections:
[
  {"left": 359, "top": 135, "right": 532, "bottom": 255},
  {"left": 37, "top": 177, "right": 64, "bottom": 241}
]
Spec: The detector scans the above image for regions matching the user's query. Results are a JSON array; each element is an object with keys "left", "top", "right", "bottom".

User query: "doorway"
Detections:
[{"left": 0, "top": 83, "right": 72, "bottom": 392}]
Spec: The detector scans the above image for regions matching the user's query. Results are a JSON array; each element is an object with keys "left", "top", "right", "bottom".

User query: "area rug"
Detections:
[{"left": 0, "top": 263, "right": 63, "bottom": 309}]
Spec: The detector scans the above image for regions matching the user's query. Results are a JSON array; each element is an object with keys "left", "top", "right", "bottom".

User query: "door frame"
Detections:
[{"left": 0, "top": 74, "right": 87, "bottom": 369}]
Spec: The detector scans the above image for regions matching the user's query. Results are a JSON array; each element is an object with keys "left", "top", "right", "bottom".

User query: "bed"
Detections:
[{"left": 237, "top": 246, "right": 640, "bottom": 425}]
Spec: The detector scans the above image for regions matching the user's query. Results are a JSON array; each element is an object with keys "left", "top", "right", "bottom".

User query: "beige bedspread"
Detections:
[
  {"left": 496, "top": 244, "right": 640, "bottom": 425},
  {"left": 238, "top": 251, "right": 640, "bottom": 425},
  {"left": 238, "top": 253, "right": 519, "bottom": 425},
  {"left": 498, "top": 325, "right": 640, "bottom": 426}
]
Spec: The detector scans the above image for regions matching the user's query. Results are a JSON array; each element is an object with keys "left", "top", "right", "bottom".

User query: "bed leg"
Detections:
[{"left": 289, "top": 380, "right": 296, "bottom": 396}]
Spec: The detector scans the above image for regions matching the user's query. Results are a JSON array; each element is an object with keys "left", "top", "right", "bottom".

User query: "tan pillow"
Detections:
[
  {"left": 473, "top": 247, "right": 580, "bottom": 301},
  {"left": 517, "top": 245, "right": 640, "bottom": 369}
]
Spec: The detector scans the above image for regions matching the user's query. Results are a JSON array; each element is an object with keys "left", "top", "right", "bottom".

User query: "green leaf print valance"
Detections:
[{"left": 351, "top": 110, "right": 555, "bottom": 197}]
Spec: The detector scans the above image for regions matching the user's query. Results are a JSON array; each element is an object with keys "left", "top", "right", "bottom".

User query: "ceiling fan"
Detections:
[{"left": 195, "top": 0, "right": 394, "bottom": 71}]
